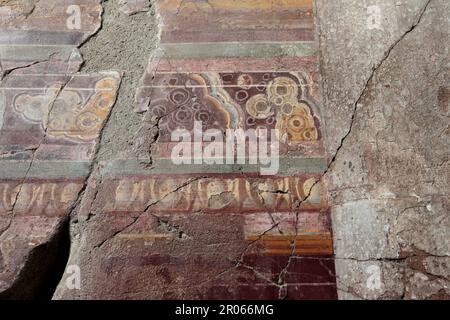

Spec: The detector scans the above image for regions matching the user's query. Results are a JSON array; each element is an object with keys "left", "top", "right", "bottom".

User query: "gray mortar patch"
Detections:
[{"left": 80, "top": 0, "right": 160, "bottom": 161}]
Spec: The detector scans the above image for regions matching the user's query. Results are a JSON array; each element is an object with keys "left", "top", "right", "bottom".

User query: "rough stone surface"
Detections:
[
  {"left": 317, "top": 0, "right": 449, "bottom": 300},
  {"left": 0, "top": 0, "right": 448, "bottom": 300}
]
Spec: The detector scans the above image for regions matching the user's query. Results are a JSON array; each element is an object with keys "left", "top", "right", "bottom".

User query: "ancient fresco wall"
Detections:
[{"left": 54, "top": 0, "right": 337, "bottom": 300}]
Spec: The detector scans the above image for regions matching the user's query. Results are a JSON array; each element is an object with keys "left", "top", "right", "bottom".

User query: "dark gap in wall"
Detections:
[{"left": 0, "top": 218, "right": 71, "bottom": 300}]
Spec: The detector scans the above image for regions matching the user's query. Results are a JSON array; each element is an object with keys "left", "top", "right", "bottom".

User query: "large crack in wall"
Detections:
[{"left": 51, "top": 0, "right": 161, "bottom": 299}]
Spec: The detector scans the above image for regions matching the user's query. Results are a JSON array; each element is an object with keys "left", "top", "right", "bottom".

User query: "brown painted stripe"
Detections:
[
  {"left": 161, "top": 28, "right": 315, "bottom": 43},
  {"left": 161, "top": 12, "right": 314, "bottom": 35},
  {"left": 251, "top": 234, "right": 333, "bottom": 241},
  {"left": 158, "top": 0, "right": 313, "bottom": 11}
]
